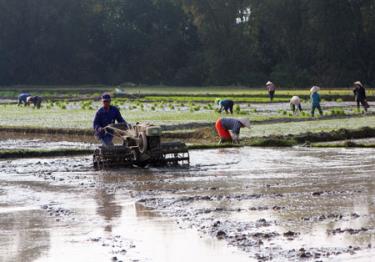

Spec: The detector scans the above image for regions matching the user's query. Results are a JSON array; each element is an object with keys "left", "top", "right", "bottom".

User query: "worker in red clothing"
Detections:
[{"left": 215, "top": 118, "right": 251, "bottom": 144}]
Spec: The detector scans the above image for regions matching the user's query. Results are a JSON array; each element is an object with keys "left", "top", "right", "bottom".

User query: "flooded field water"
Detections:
[{"left": 0, "top": 142, "right": 374, "bottom": 261}]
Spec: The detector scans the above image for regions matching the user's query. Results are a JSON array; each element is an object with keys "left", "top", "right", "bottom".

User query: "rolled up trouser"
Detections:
[
  {"left": 357, "top": 99, "right": 369, "bottom": 110},
  {"left": 215, "top": 119, "right": 232, "bottom": 140},
  {"left": 269, "top": 91, "right": 275, "bottom": 100}
]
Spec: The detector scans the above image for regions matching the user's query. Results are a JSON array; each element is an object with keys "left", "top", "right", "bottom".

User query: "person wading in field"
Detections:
[
  {"left": 93, "top": 93, "right": 128, "bottom": 147},
  {"left": 290, "top": 96, "right": 303, "bottom": 114},
  {"left": 217, "top": 99, "right": 234, "bottom": 114},
  {"left": 310, "top": 86, "right": 323, "bottom": 117},
  {"left": 18, "top": 93, "right": 31, "bottom": 106},
  {"left": 26, "top": 96, "right": 43, "bottom": 109},
  {"left": 353, "top": 81, "right": 369, "bottom": 112},
  {"left": 215, "top": 118, "right": 251, "bottom": 144},
  {"left": 266, "top": 81, "right": 276, "bottom": 102}
]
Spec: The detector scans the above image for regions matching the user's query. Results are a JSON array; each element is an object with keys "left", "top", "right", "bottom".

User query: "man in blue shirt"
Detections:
[
  {"left": 93, "top": 93, "right": 128, "bottom": 146},
  {"left": 310, "top": 86, "right": 323, "bottom": 117},
  {"left": 18, "top": 93, "right": 31, "bottom": 106}
]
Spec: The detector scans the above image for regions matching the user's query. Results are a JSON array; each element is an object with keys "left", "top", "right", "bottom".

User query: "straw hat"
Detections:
[
  {"left": 310, "top": 86, "right": 320, "bottom": 93},
  {"left": 239, "top": 118, "right": 251, "bottom": 128},
  {"left": 266, "top": 81, "right": 273, "bottom": 86},
  {"left": 290, "top": 96, "right": 301, "bottom": 105},
  {"left": 354, "top": 81, "right": 363, "bottom": 87}
]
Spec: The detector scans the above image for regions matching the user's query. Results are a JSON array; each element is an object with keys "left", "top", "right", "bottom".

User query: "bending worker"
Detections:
[
  {"left": 18, "top": 93, "right": 31, "bottom": 106},
  {"left": 217, "top": 99, "right": 234, "bottom": 114},
  {"left": 215, "top": 117, "right": 251, "bottom": 144},
  {"left": 93, "top": 93, "right": 128, "bottom": 146},
  {"left": 26, "top": 96, "right": 43, "bottom": 109},
  {"left": 290, "top": 96, "right": 302, "bottom": 114}
]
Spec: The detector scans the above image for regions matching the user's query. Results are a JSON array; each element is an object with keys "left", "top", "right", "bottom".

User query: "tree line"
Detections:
[{"left": 1, "top": 0, "right": 375, "bottom": 87}]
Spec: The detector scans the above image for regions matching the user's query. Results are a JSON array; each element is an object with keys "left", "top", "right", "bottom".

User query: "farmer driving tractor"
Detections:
[
  {"left": 215, "top": 117, "right": 251, "bottom": 144},
  {"left": 93, "top": 93, "right": 128, "bottom": 147}
]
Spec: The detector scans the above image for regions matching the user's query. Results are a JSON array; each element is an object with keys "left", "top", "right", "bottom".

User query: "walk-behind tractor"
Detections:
[{"left": 93, "top": 123, "right": 190, "bottom": 169}]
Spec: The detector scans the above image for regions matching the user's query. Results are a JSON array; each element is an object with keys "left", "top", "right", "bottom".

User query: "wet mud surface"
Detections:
[{"left": 0, "top": 146, "right": 374, "bottom": 261}]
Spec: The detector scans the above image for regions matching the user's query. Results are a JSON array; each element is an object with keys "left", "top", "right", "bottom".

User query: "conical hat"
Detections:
[
  {"left": 239, "top": 118, "right": 251, "bottom": 128},
  {"left": 310, "top": 86, "right": 320, "bottom": 93}
]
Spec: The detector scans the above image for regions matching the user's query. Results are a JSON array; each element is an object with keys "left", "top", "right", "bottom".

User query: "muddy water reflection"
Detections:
[{"left": 0, "top": 147, "right": 374, "bottom": 261}]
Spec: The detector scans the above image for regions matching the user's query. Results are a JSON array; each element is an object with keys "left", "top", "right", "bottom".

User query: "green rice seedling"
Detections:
[
  {"left": 234, "top": 104, "right": 241, "bottom": 114},
  {"left": 336, "top": 98, "right": 343, "bottom": 102},
  {"left": 215, "top": 98, "right": 221, "bottom": 105},
  {"left": 282, "top": 110, "right": 288, "bottom": 115},
  {"left": 151, "top": 106, "right": 156, "bottom": 111},
  {"left": 335, "top": 108, "right": 346, "bottom": 115}
]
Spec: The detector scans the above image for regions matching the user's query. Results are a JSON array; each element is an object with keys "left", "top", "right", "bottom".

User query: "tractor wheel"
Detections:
[{"left": 138, "top": 133, "right": 148, "bottom": 154}]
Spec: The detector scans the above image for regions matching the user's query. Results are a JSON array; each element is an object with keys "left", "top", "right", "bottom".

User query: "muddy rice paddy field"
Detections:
[
  {"left": 0, "top": 141, "right": 374, "bottom": 261},
  {"left": 1, "top": 86, "right": 375, "bottom": 261}
]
